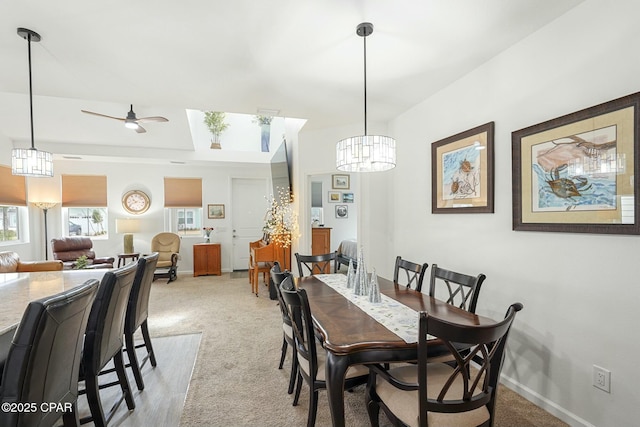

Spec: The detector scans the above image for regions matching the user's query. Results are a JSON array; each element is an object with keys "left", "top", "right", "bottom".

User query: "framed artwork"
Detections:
[
  {"left": 332, "top": 174, "right": 350, "bottom": 190},
  {"left": 335, "top": 205, "right": 348, "bottom": 219},
  {"left": 431, "top": 122, "right": 495, "bottom": 214},
  {"left": 207, "top": 204, "right": 225, "bottom": 219},
  {"left": 512, "top": 92, "right": 640, "bottom": 234},
  {"left": 328, "top": 191, "right": 341, "bottom": 203},
  {"left": 342, "top": 192, "right": 354, "bottom": 203}
]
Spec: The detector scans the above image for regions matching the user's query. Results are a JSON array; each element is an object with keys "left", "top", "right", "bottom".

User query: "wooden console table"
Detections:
[{"left": 193, "top": 243, "right": 221, "bottom": 277}]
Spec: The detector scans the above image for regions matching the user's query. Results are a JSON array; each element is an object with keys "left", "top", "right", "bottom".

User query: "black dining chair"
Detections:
[
  {"left": 271, "top": 262, "right": 296, "bottom": 394},
  {"left": 366, "top": 303, "right": 523, "bottom": 427},
  {"left": 393, "top": 256, "right": 429, "bottom": 291},
  {"left": 0, "top": 279, "right": 99, "bottom": 427},
  {"left": 295, "top": 251, "right": 337, "bottom": 276},
  {"left": 124, "top": 253, "right": 159, "bottom": 391},
  {"left": 78, "top": 262, "right": 138, "bottom": 427},
  {"left": 280, "top": 275, "right": 369, "bottom": 427},
  {"left": 428, "top": 264, "right": 486, "bottom": 313}
]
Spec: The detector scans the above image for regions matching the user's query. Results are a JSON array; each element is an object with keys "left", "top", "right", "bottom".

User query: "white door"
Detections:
[{"left": 232, "top": 178, "right": 269, "bottom": 270}]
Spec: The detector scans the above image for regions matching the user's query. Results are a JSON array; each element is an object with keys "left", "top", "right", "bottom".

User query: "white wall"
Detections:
[{"left": 381, "top": 1, "right": 640, "bottom": 426}]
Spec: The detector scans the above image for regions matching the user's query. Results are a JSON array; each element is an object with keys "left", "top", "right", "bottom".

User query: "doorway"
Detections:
[{"left": 231, "top": 178, "right": 269, "bottom": 270}]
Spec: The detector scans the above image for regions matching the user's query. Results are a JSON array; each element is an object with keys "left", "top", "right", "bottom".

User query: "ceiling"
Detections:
[{"left": 0, "top": 0, "right": 583, "bottom": 164}]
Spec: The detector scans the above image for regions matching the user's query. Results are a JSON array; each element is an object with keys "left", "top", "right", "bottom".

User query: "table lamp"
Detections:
[{"left": 116, "top": 218, "right": 140, "bottom": 254}]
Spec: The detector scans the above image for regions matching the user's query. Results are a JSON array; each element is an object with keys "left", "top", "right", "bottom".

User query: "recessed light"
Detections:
[{"left": 62, "top": 156, "right": 82, "bottom": 160}]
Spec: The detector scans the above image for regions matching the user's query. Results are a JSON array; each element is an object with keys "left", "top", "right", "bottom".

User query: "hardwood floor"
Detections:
[{"left": 72, "top": 333, "right": 201, "bottom": 427}]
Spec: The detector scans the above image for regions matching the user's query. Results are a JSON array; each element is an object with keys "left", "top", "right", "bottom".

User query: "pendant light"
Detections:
[
  {"left": 336, "top": 22, "right": 396, "bottom": 172},
  {"left": 12, "top": 28, "right": 53, "bottom": 177}
]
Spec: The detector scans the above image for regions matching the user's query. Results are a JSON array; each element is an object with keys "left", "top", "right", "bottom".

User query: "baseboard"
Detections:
[{"left": 501, "top": 374, "right": 596, "bottom": 427}]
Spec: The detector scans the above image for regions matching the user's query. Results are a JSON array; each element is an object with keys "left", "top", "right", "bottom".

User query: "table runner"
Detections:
[{"left": 315, "top": 274, "right": 434, "bottom": 344}]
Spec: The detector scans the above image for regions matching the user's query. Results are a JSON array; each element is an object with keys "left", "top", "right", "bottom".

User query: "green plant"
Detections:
[
  {"left": 203, "top": 111, "right": 229, "bottom": 137},
  {"left": 75, "top": 255, "right": 89, "bottom": 270},
  {"left": 253, "top": 115, "right": 273, "bottom": 126}
]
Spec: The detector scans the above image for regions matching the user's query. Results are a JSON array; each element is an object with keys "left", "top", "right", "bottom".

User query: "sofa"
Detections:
[
  {"left": 0, "top": 251, "right": 63, "bottom": 273},
  {"left": 51, "top": 237, "right": 115, "bottom": 269}
]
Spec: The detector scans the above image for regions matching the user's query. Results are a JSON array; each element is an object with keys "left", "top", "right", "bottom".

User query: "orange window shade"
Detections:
[
  {"left": 164, "top": 177, "right": 202, "bottom": 207},
  {"left": 62, "top": 175, "right": 107, "bottom": 207},
  {"left": 0, "top": 165, "right": 27, "bottom": 206}
]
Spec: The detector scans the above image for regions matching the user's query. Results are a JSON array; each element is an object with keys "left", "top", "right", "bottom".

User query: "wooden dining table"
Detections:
[
  {"left": 296, "top": 274, "right": 496, "bottom": 427},
  {"left": 0, "top": 269, "right": 107, "bottom": 331}
]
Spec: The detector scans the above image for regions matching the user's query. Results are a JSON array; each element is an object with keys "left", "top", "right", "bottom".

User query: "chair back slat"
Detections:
[
  {"left": 393, "top": 256, "right": 428, "bottom": 291},
  {"left": 279, "top": 276, "right": 318, "bottom": 379},
  {"left": 295, "top": 252, "right": 337, "bottom": 276},
  {"left": 417, "top": 303, "right": 523, "bottom": 425},
  {"left": 428, "top": 264, "right": 485, "bottom": 313}
]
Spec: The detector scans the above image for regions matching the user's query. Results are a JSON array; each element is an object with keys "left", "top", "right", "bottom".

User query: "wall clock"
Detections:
[{"left": 122, "top": 190, "right": 150, "bottom": 215}]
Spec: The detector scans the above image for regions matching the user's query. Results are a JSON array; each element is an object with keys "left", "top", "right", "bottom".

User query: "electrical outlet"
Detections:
[{"left": 593, "top": 365, "right": 611, "bottom": 393}]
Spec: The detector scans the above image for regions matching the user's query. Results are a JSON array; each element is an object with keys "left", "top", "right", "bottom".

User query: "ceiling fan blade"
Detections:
[
  {"left": 81, "top": 110, "right": 125, "bottom": 121},
  {"left": 135, "top": 124, "right": 147, "bottom": 133},
  {"left": 136, "top": 116, "right": 169, "bottom": 123}
]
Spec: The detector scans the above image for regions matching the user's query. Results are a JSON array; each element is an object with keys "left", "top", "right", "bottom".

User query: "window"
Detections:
[
  {"left": 0, "top": 206, "right": 19, "bottom": 242},
  {"left": 67, "top": 207, "right": 109, "bottom": 238},
  {"left": 168, "top": 208, "right": 202, "bottom": 236}
]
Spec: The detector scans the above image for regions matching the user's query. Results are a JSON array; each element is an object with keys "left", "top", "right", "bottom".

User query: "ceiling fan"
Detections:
[{"left": 81, "top": 104, "right": 168, "bottom": 133}]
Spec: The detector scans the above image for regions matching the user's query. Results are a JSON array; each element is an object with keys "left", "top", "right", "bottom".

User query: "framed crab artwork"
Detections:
[
  {"left": 431, "top": 122, "right": 495, "bottom": 214},
  {"left": 512, "top": 91, "right": 640, "bottom": 235}
]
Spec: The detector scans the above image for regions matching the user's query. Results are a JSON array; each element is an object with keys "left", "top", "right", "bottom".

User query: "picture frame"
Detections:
[
  {"left": 207, "top": 204, "right": 225, "bottom": 219},
  {"left": 342, "top": 192, "right": 354, "bottom": 203},
  {"left": 332, "top": 174, "right": 350, "bottom": 190},
  {"left": 431, "top": 122, "right": 495, "bottom": 214},
  {"left": 512, "top": 92, "right": 640, "bottom": 235},
  {"left": 335, "top": 205, "right": 348, "bottom": 219},
  {"left": 328, "top": 191, "right": 341, "bottom": 203}
]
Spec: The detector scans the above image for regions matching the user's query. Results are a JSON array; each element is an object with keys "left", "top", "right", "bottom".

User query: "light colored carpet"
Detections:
[{"left": 145, "top": 273, "right": 568, "bottom": 427}]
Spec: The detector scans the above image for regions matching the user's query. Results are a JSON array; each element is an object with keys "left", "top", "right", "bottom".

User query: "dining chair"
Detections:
[
  {"left": 0, "top": 278, "right": 99, "bottom": 427},
  {"left": 280, "top": 275, "right": 369, "bottom": 427},
  {"left": 78, "top": 262, "right": 138, "bottom": 427},
  {"left": 393, "top": 256, "right": 429, "bottom": 291},
  {"left": 271, "top": 262, "right": 297, "bottom": 394},
  {"left": 125, "top": 252, "right": 159, "bottom": 390},
  {"left": 295, "top": 251, "right": 337, "bottom": 276},
  {"left": 366, "top": 302, "right": 523, "bottom": 427},
  {"left": 427, "top": 264, "right": 486, "bottom": 313}
]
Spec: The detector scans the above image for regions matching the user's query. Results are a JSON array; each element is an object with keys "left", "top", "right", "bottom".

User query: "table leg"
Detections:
[{"left": 326, "top": 351, "right": 350, "bottom": 427}]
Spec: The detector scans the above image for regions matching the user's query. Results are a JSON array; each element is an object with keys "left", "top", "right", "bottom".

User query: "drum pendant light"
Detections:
[
  {"left": 12, "top": 28, "right": 53, "bottom": 177},
  {"left": 336, "top": 22, "right": 396, "bottom": 172}
]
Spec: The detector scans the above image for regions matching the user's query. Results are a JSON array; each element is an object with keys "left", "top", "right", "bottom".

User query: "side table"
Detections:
[
  {"left": 193, "top": 243, "right": 221, "bottom": 276},
  {"left": 117, "top": 253, "right": 140, "bottom": 268}
]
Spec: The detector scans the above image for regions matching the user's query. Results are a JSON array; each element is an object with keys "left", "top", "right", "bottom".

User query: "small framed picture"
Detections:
[
  {"left": 335, "top": 205, "right": 348, "bottom": 219},
  {"left": 342, "top": 192, "right": 354, "bottom": 203},
  {"left": 328, "top": 191, "right": 341, "bottom": 203},
  {"left": 207, "top": 204, "right": 225, "bottom": 219},
  {"left": 332, "top": 174, "right": 350, "bottom": 190}
]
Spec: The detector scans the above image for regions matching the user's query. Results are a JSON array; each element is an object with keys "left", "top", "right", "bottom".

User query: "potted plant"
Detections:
[
  {"left": 203, "top": 111, "right": 229, "bottom": 149},
  {"left": 253, "top": 115, "right": 273, "bottom": 152}
]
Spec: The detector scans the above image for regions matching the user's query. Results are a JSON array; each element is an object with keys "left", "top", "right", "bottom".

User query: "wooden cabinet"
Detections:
[
  {"left": 193, "top": 243, "right": 221, "bottom": 277},
  {"left": 311, "top": 227, "right": 331, "bottom": 255}
]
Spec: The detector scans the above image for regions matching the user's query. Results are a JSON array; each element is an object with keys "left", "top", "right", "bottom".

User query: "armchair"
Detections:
[
  {"left": 0, "top": 251, "right": 63, "bottom": 273},
  {"left": 151, "top": 232, "right": 180, "bottom": 283},
  {"left": 50, "top": 237, "right": 114, "bottom": 269}
]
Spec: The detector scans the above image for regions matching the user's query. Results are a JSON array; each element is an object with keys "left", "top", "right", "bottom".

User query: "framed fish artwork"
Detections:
[
  {"left": 512, "top": 92, "right": 640, "bottom": 234},
  {"left": 431, "top": 122, "right": 495, "bottom": 214}
]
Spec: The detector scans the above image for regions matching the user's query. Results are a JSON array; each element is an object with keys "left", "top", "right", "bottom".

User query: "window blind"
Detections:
[
  {"left": 0, "top": 165, "right": 27, "bottom": 206},
  {"left": 62, "top": 175, "right": 107, "bottom": 207},
  {"left": 164, "top": 177, "right": 202, "bottom": 207}
]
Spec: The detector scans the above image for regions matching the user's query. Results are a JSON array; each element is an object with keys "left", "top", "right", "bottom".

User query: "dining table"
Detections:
[
  {"left": 0, "top": 269, "right": 107, "bottom": 331},
  {"left": 296, "top": 273, "right": 496, "bottom": 427}
]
